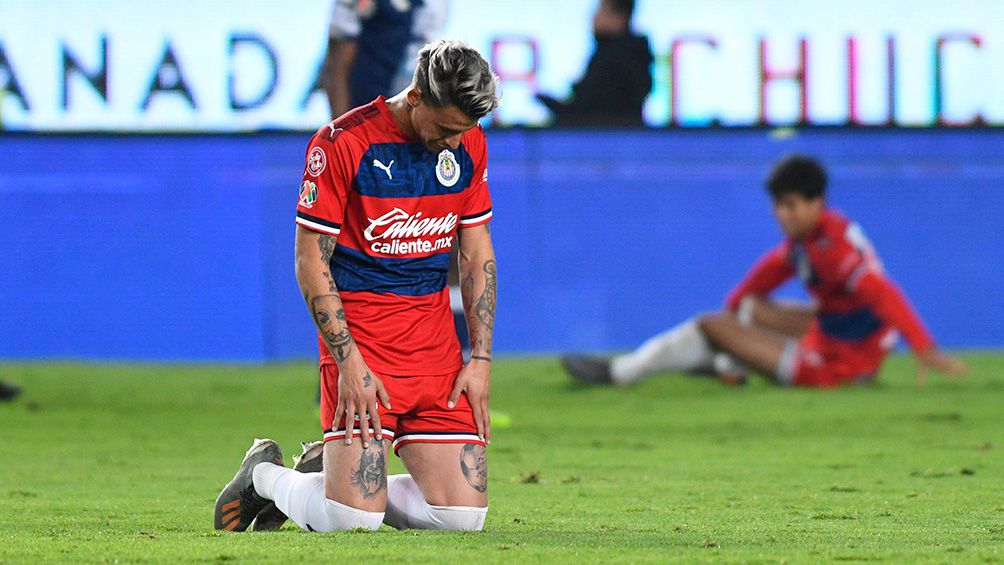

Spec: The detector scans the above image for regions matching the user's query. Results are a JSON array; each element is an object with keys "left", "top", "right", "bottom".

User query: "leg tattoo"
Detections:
[
  {"left": 351, "top": 440, "right": 387, "bottom": 499},
  {"left": 459, "top": 444, "right": 488, "bottom": 493}
]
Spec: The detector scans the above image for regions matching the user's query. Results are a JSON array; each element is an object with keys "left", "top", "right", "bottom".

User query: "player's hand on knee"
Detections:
[
  {"left": 449, "top": 361, "right": 491, "bottom": 443},
  {"left": 334, "top": 364, "right": 391, "bottom": 447}
]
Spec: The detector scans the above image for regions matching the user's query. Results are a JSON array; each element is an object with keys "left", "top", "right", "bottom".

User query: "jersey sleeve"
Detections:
[
  {"left": 459, "top": 126, "right": 493, "bottom": 229},
  {"left": 295, "top": 128, "right": 357, "bottom": 236},
  {"left": 854, "top": 272, "right": 935, "bottom": 352},
  {"left": 830, "top": 220, "right": 885, "bottom": 291},
  {"left": 725, "top": 243, "right": 795, "bottom": 310}
]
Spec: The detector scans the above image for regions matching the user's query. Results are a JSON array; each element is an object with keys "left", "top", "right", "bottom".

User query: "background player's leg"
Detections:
[
  {"left": 608, "top": 317, "right": 714, "bottom": 384},
  {"left": 384, "top": 443, "right": 487, "bottom": 531},
  {"left": 743, "top": 297, "right": 815, "bottom": 338},
  {"left": 698, "top": 311, "right": 790, "bottom": 378}
]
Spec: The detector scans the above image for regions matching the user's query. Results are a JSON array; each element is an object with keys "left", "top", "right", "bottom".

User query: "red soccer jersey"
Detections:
[
  {"left": 726, "top": 209, "right": 934, "bottom": 353},
  {"left": 295, "top": 97, "right": 493, "bottom": 375}
]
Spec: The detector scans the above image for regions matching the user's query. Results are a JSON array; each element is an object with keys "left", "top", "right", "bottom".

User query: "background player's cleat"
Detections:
[
  {"left": 561, "top": 355, "right": 613, "bottom": 384},
  {"left": 250, "top": 441, "right": 324, "bottom": 531},
  {"left": 0, "top": 380, "right": 22, "bottom": 401},
  {"left": 712, "top": 352, "right": 748, "bottom": 386},
  {"left": 213, "top": 438, "right": 283, "bottom": 532},
  {"left": 718, "top": 373, "right": 748, "bottom": 386}
]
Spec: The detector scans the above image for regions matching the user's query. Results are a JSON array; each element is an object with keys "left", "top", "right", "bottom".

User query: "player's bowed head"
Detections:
[{"left": 390, "top": 39, "right": 501, "bottom": 153}]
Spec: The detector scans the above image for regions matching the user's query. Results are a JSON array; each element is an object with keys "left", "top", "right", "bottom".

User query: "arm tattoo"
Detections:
[
  {"left": 317, "top": 235, "right": 337, "bottom": 263},
  {"left": 321, "top": 271, "right": 337, "bottom": 292},
  {"left": 464, "top": 259, "right": 497, "bottom": 354},
  {"left": 310, "top": 295, "right": 355, "bottom": 363},
  {"left": 459, "top": 444, "right": 488, "bottom": 493},
  {"left": 351, "top": 440, "right": 387, "bottom": 499},
  {"left": 317, "top": 235, "right": 339, "bottom": 292}
]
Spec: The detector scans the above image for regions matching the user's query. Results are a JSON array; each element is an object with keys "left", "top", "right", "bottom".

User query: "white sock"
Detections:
[
  {"left": 252, "top": 463, "right": 383, "bottom": 532},
  {"left": 610, "top": 318, "right": 713, "bottom": 384},
  {"left": 384, "top": 474, "right": 487, "bottom": 531}
]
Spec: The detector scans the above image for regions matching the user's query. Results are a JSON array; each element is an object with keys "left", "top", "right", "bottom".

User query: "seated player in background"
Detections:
[
  {"left": 213, "top": 39, "right": 499, "bottom": 533},
  {"left": 563, "top": 154, "right": 967, "bottom": 388}
]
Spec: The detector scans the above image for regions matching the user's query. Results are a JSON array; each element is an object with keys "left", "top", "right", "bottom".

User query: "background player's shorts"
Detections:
[
  {"left": 777, "top": 327, "right": 888, "bottom": 388},
  {"left": 319, "top": 363, "right": 484, "bottom": 455}
]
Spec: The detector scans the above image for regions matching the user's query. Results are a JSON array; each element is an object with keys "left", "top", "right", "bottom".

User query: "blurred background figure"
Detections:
[
  {"left": 322, "top": 0, "right": 449, "bottom": 119},
  {"left": 535, "top": 0, "right": 653, "bottom": 126},
  {"left": 563, "top": 155, "right": 969, "bottom": 388},
  {"left": 0, "top": 379, "right": 21, "bottom": 401}
]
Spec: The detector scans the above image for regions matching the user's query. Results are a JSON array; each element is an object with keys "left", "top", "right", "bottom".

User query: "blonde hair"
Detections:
[{"left": 414, "top": 39, "right": 500, "bottom": 119}]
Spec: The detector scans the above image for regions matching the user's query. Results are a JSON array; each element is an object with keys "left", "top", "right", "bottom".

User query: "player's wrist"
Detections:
[{"left": 336, "top": 354, "right": 368, "bottom": 374}]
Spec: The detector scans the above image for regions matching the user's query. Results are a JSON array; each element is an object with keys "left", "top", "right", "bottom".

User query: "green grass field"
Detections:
[{"left": 2, "top": 354, "right": 1003, "bottom": 563}]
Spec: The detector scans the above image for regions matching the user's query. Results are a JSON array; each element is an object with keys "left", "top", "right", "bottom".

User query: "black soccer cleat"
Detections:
[
  {"left": 250, "top": 441, "right": 324, "bottom": 531},
  {"left": 213, "top": 438, "right": 283, "bottom": 532},
  {"left": 561, "top": 355, "right": 614, "bottom": 384}
]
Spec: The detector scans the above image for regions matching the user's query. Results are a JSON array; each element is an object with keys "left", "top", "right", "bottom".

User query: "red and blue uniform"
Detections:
[
  {"left": 295, "top": 96, "right": 492, "bottom": 451},
  {"left": 725, "top": 209, "right": 934, "bottom": 387}
]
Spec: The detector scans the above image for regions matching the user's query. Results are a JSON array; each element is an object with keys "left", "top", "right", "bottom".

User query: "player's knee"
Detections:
[
  {"left": 315, "top": 498, "right": 384, "bottom": 532},
  {"left": 698, "top": 311, "right": 740, "bottom": 345},
  {"left": 697, "top": 312, "right": 725, "bottom": 334},
  {"left": 427, "top": 505, "right": 488, "bottom": 531}
]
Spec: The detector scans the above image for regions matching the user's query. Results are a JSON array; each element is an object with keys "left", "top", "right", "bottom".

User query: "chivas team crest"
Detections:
[{"left": 435, "top": 149, "right": 460, "bottom": 187}]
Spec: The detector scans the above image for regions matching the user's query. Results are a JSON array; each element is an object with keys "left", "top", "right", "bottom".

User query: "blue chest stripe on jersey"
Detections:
[
  {"left": 355, "top": 143, "right": 475, "bottom": 198},
  {"left": 818, "top": 307, "right": 883, "bottom": 341},
  {"left": 330, "top": 245, "right": 450, "bottom": 296}
]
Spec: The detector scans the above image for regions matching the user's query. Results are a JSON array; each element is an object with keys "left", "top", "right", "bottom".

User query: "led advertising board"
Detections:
[{"left": 1, "top": 0, "right": 1001, "bottom": 130}]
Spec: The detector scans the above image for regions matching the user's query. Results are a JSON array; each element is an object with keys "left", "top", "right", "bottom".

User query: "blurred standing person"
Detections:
[
  {"left": 323, "top": 0, "right": 449, "bottom": 119},
  {"left": 536, "top": 0, "right": 653, "bottom": 126}
]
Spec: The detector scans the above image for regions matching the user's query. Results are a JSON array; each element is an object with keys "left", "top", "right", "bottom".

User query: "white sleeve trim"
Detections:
[
  {"left": 459, "top": 210, "right": 493, "bottom": 226},
  {"left": 296, "top": 216, "right": 341, "bottom": 235}
]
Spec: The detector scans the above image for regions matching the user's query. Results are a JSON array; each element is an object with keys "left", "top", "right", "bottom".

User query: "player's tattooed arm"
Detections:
[
  {"left": 295, "top": 228, "right": 361, "bottom": 368},
  {"left": 310, "top": 295, "right": 357, "bottom": 363},
  {"left": 454, "top": 224, "right": 495, "bottom": 442},
  {"left": 296, "top": 226, "right": 389, "bottom": 448},
  {"left": 459, "top": 224, "right": 496, "bottom": 358},
  {"left": 462, "top": 259, "right": 496, "bottom": 356}
]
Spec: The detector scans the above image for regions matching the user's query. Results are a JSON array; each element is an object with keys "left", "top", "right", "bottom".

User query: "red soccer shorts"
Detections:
[
  {"left": 782, "top": 326, "right": 893, "bottom": 388},
  {"left": 319, "top": 363, "right": 484, "bottom": 454}
]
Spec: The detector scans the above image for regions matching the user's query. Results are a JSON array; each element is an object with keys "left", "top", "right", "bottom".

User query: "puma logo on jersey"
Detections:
[
  {"left": 373, "top": 159, "right": 394, "bottom": 179},
  {"left": 325, "top": 121, "right": 342, "bottom": 140}
]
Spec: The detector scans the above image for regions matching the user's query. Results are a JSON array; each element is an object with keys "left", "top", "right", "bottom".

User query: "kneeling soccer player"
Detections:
[
  {"left": 563, "top": 154, "right": 967, "bottom": 388},
  {"left": 214, "top": 39, "right": 499, "bottom": 532}
]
